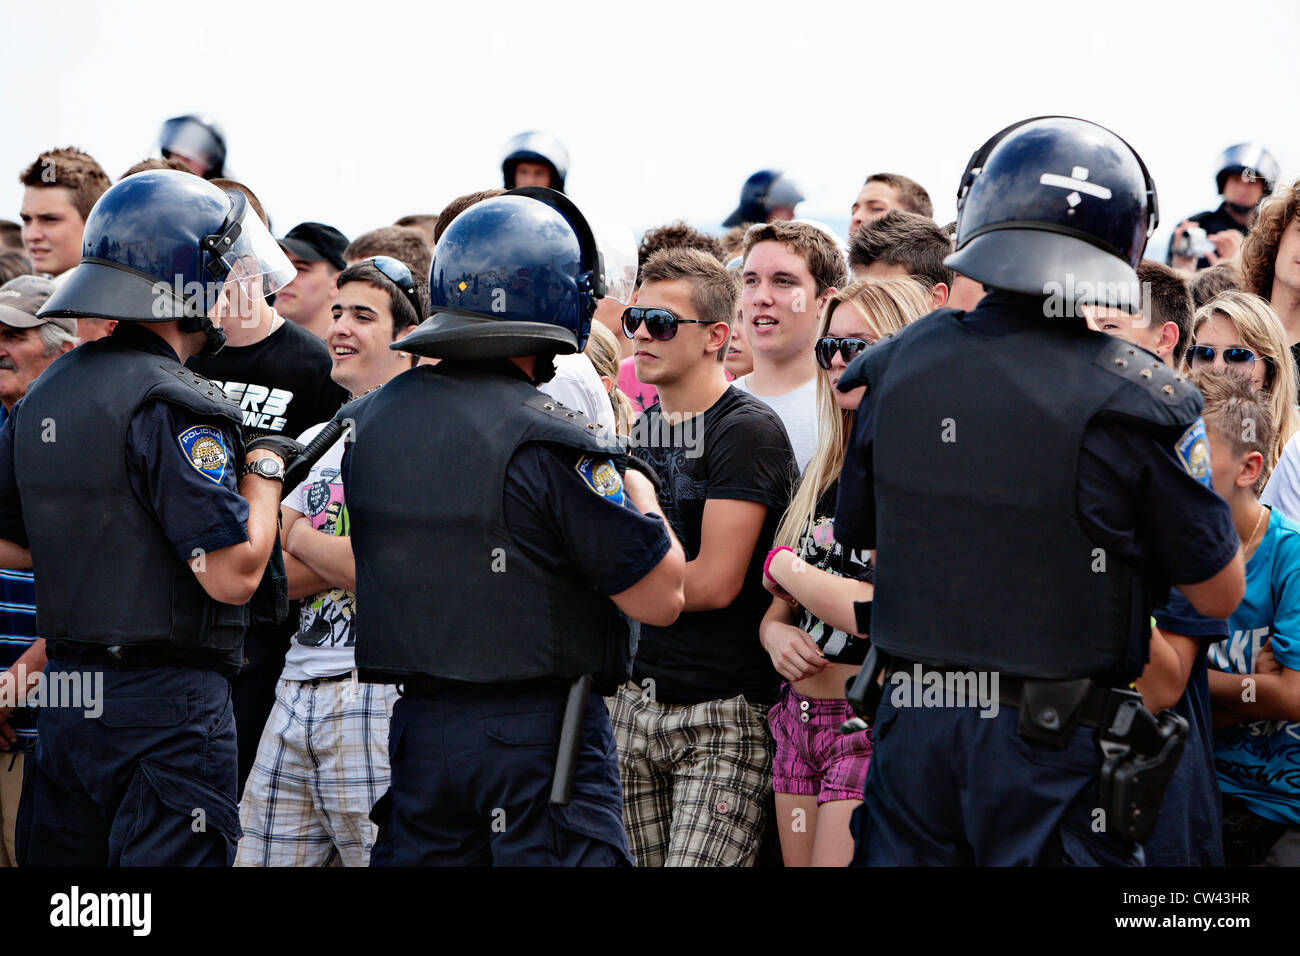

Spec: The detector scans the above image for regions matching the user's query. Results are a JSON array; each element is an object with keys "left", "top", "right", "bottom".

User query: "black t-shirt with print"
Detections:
[
  {"left": 795, "top": 481, "right": 871, "bottom": 665},
  {"left": 187, "top": 317, "right": 349, "bottom": 442},
  {"left": 187, "top": 317, "right": 348, "bottom": 663},
  {"left": 630, "top": 385, "right": 798, "bottom": 706}
]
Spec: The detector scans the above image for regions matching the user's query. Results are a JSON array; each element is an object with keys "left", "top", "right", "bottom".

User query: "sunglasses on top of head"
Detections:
[
  {"left": 622, "top": 306, "right": 714, "bottom": 341},
  {"left": 814, "top": 335, "right": 871, "bottom": 370},
  {"left": 366, "top": 256, "right": 423, "bottom": 323}
]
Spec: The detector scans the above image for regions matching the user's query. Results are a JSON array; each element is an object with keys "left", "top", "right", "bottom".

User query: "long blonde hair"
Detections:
[
  {"left": 775, "top": 277, "right": 932, "bottom": 549},
  {"left": 1185, "top": 290, "right": 1299, "bottom": 482},
  {"left": 583, "top": 321, "right": 634, "bottom": 435}
]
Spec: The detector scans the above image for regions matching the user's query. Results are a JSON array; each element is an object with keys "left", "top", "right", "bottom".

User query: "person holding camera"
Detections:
[{"left": 1169, "top": 143, "right": 1280, "bottom": 272}]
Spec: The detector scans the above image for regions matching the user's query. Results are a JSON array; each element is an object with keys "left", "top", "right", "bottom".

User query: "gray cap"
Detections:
[{"left": 0, "top": 275, "right": 75, "bottom": 334}]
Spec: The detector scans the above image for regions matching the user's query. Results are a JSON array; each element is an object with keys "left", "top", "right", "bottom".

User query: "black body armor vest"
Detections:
[
  {"left": 13, "top": 336, "right": 249, "bottom": 653},
  {"left": 344, "top": 362, "right": 627, "bottom": 684},
  {"left": 858, "top": 309, "right": 1203, "bottom": 678}
]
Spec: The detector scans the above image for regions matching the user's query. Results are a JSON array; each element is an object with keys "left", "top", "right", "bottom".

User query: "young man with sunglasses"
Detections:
[
  {"left": 186, "top": 189, "right": 350, "bottom": 798},
  {"left": 236, "top": 257, "right": 422, "bottom": 866},
  {"left": 610, "top": 247, "right": 797, "bottom": 866},
  {"left": 735, "top": 221, "right": 846, "bottom": 472}
]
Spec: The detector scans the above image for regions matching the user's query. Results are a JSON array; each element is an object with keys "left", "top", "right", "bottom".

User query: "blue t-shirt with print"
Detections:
[{"left": 1208, "top": 506, "right": 1300, "bottom": 824}]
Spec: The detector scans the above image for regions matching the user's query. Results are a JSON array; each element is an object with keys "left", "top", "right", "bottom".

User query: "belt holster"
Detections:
[
  {"left": 842, "top": 643, "right": 889, "bottom": 732},
  {"left": 1097, "top": 692, "right": 1188, "bottom": 843},
  {"left": 1016, "top": 676, "right": 1092, "bottom": 749}
]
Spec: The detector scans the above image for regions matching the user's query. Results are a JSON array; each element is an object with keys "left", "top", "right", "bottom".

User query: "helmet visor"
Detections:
[
  {"left": 211, "top": 202, "right": 295, "bottom": 297},
  {"left": 590, "top": 217, "right": 638, "bottom": 305},
  {"left": 206, "top": 199, "right": 295, "bottom": 326}
]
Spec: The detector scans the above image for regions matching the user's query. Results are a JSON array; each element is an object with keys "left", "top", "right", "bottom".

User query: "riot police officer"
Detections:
[
  {"left": 342, "top": 187, "right": 686, "bottom": 866},
  {"left": 722, "top": 169, "right": 806, "bottom": 227},
  {"left": 0, "top": 169, "right": 300, "bottom": 865},
  {"left": 835, "top": 117, "right": 1246, "bottom": 866},
  {"left": 1167, "top": 142, "right": 1280, "bottom": 270},
  {"left": 158, "top": 114, "right": 228, "bottom": 179},
  {"left": 502, "top": 131, "right": 570, "bottom": 192}
]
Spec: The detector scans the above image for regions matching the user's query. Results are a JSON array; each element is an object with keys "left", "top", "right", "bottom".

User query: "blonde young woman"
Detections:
[
  {"left": 583, "top": 321, "right": 634, "bottom": 435},
  {"left": 1185, "top": 290, "right": 1299, "bottom": 485},
  {"left": 758, "top": 276, "right": 931, "bottom": 867}
]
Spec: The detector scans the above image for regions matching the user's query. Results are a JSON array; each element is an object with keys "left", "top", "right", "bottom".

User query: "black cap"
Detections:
[{"left": 278, "top": 222, "right": 349, "bottom": 272}]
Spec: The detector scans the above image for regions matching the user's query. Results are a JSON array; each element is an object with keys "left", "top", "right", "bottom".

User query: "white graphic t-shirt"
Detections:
[{"left": 281, "top": 422, "right": 355, "bottom": 679}]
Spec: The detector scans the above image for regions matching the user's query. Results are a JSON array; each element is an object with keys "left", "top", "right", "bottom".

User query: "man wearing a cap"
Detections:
[
  {"left": 277, "top": 223, "right": 350, "bottom": 341},
  {"left": 0, "top": 277, "right": 76, "bottom": 414},
  {"left": 0, "top": 275, "right": 76, "bottom": 866}
]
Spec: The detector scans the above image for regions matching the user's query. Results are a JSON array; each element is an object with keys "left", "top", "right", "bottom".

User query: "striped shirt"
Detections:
[{"left": 0, "top": 568, "right": 37, "bottom": 751}]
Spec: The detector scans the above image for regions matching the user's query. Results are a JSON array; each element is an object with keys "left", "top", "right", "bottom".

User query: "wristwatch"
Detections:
[{"left": 242, "top": 457, "right": 286, "bottom": 481}]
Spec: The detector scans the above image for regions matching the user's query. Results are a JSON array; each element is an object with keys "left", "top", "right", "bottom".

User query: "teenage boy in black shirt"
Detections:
[{"left": 609, "top": 248, "right": 796, "bottom": 866}]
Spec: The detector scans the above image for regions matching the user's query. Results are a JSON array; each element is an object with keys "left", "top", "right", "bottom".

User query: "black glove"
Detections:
[
  {"left": 245, "top": 435, "right": 306, "bottom": 468},
  {"left": 624, "top": 455, "right": 662, "bottom": 496}
]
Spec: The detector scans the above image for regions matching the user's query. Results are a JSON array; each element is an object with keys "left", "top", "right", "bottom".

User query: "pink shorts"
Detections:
[{"left": 768, "top": 682, "right": 873, "bottom": 804}]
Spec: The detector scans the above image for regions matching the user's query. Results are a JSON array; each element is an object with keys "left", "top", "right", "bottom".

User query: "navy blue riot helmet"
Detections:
[
  {"left": 502, "top": 131, "right": 570, "bottom": 192},
  {"left": 722, "top": 170, "right": 805, "bottom": 228},
  {"left": 946, "top": 116, "right": 1158, "bottom": 310},
  {"left": 396, "top": 187, "right": 605, "bottom": 362},
  {"left": 40, "top": 170, "right": 294, "bottom": 355},
  {"left": 1215, "top": 143, "right": 1279, "bottom": 198},
  {"left": 158, "top": 115, "right": 227, "bottom": 179}
]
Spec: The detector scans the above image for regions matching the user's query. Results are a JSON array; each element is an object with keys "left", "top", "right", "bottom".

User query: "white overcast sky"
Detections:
[{"left": 4, "top": 0, "right": 1299, "bottom": 257}]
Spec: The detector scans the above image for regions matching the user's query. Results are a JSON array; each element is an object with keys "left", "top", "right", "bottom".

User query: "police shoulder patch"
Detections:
[
  {"left": 177, "top": 425, "right": 230, "bottom": 484},
  {"left": 574, "top": 455, "right": 625, "bottom": 506},
  {"left": 1174, "top": 417, "right": 1212, "bottom": 488}
]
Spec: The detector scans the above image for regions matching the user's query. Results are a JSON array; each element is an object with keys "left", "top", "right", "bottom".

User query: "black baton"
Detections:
[
  {"left": 279, "top": 417, "right": 348, "bottom": 501},
  {"left": 550, "top": 674, "right": 592, "bottom": 806}
]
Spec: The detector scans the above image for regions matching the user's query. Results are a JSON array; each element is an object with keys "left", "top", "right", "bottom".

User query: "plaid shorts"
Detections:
[
  {"left": 768, "top": 682, "right": 872, "bottom": 804},
  {"left": 235, "top": 676, "right": 397, "bottom": 867},
  {"left": 608, "top": 682, "right": 774, "bottom": 867}
]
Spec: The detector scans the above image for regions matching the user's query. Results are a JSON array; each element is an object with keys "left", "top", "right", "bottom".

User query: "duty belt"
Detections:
[
  {"left": 45, "top": 642, "right": 193, "bottom": 668},
  {"left": 857, "top": 653, "right": 1188, "bottom": 842},
  {"left": 880, "top": 656, "right": 1119, "bottom": 740}
]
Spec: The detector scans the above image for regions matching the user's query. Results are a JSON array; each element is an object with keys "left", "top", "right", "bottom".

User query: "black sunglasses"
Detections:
[
  {"left": 622, "top": 306, "right": 714, "bottom": 341},
  {"left": 1187, "top": 345, "right": 1256, "bottom": 369},
  {"left": 815, "top": 335, "right": 871, "bottom": 370},
  {"left": 366, "top": 256, "right": 423, "bottom": 323}
]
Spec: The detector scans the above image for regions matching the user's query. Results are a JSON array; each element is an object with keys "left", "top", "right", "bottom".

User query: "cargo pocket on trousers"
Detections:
[
  {"left": 97, "top": 695, "right": 188, "bottom": 729},
  {"left": 549, "top": 797, "right": 633, "bottom": 866},
  {"left": 109, "top": 757, "right": 241, "bottom": 867},
  {"left": 368, "top": 789, "right": 395, "bottom": 866},
  {"left": 484, "top": 713, "right": 561, "bottom": 747},
  {"left": 707, "top": 785, "right": 766, "bottom": 861}
]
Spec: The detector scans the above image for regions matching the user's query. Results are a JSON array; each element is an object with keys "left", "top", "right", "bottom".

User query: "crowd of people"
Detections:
[{"left": 0, "top": 112, "right": 1298, "bottom": 867}]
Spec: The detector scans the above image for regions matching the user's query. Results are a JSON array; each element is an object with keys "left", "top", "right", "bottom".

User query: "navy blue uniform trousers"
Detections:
[
  {"left": 370, "top": 683, "right": 632, "bottom": 866},
  {"left": 16, "top": 660, "right": 241, "bottom": 866},
  {"left": 852, "top": 694, "right": 1143, "bottom": 866}
]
